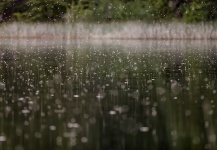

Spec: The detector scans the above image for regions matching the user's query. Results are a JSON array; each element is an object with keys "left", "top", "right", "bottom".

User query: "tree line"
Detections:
[{"left": 0, "top": 0, "right": 216, "bottom": 23}]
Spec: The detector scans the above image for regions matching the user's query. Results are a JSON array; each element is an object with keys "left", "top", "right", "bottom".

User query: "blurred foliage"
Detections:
[
  {"left": 13, "top": 0, "right": 69, "bottom": 22},
  {"left": 0, "top": 0, "right": 217, "bottom": 22},
  {"left": 182, "top": 0, "right": 213, "bottom": 22},
  {"left": 65, "top": 0, "right": 95, "bottom": 22}
]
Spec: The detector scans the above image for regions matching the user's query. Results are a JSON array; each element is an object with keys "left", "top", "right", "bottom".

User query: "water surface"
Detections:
[{"left": 0, "top": 40, "right": 217, "bottom": 150}]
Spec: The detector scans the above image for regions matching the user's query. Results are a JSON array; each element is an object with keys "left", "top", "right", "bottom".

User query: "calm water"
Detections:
[{"left": 0, "top": 40, "right": 217, "bottom": 150}]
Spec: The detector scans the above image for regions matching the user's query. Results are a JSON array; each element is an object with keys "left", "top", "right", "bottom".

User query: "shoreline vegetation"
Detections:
[
  {"left": 0, "top": 22, "right": 217, "bottom": 40},
  {"left": 0, "top": 0, "right": 217, "bottom": 40}
]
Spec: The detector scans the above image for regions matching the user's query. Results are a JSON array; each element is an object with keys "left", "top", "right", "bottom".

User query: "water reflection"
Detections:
[{"left": 0, "top": 40, "right": 217, "bottom": 150}]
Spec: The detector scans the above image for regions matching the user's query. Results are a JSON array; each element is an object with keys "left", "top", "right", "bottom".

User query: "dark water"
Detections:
[{"left": 0, "top": 40, "right": 217, "bottom": 150}]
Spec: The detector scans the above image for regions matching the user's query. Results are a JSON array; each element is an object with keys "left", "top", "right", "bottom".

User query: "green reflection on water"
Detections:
[{"left": 0, "top": 41, "right": 217, "bottom": 150}]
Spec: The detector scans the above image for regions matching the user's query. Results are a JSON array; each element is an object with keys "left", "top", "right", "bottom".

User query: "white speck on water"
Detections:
[
  {"left": 63, "top": 94, "right": 68, "bottom": 98},
  {"left": 74, "top": 95, "right": 79, "bottom": 98},
  {"left": 121, "top": 84, "right": 126, "bottom": 89},
  {"left": 5, "top": 106, "right": 11, "bottom": 112},
  {"left": 0, "top": 135, "right": 6, "bottom": 142},
  {"left": 22, "top": 109, "right": 30, "bottom": 114},
  {"left": 96, "top": 94, "right": 102, "bottom": 99},
  {"left": 41, "top": 112, "right": 45, "bottom": 117},
  {"left": 68, "top": 123, "right": 79, "bottom": 128},
  {"left": 96, "top": 90, "right": 106, "bottom": 99},
  {"left": 28, "top": 101, "right": 33, "bottom": 104},
  {"left": 140, "top": 127, "right": 149, "bottom": 132},
  {"left": 213, "top": 90, "right": 216, "bottom": 94},
  {"left": 0, "top": 82, "right": 5, "bottom": 90},
  {"left": 50, "top": 125, "right": 56, "bottom": 131},
  {"left": 200, "top": 95, "right": 204, "bottom": 99},
  {"left": 81, "top": 137, "right": 88, "bottom": 143},
  {"left": 18, "top": 97, "right": 24, "bottom": 101},
  {"left": 147, "top": 80, "right": 152, "bottom": 84},
  {"left": 39, "top": 80, "right": 43, "bottom": 85},
  {"left": 35, "top": 90, "right": 39, "bottom": 95},
  {"left": 109, "top": 110, "right": 116, "bottom": 115}
]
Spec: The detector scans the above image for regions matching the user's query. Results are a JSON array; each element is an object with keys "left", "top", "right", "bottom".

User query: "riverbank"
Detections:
[{"left": 0, "top": 22, "right": 217, "bottom": 40}]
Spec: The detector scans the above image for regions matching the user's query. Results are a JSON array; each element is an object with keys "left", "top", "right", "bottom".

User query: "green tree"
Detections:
[
  {"left": 13, "top": 0, "right": 69, "bottom": 22},
  {"left": 0, "top": 0, "right": 217, "bottom": 23},
  {"left": 182, "top": 0, "right": 213, "bottom": 22},
  {"left": 0, "top": 0, "right": 27, "bottom": 22}
]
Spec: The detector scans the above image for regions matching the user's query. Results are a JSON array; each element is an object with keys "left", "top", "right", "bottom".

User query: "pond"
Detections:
[{"left": 0, "top": 40, "right": 217, "bottom": 150}]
